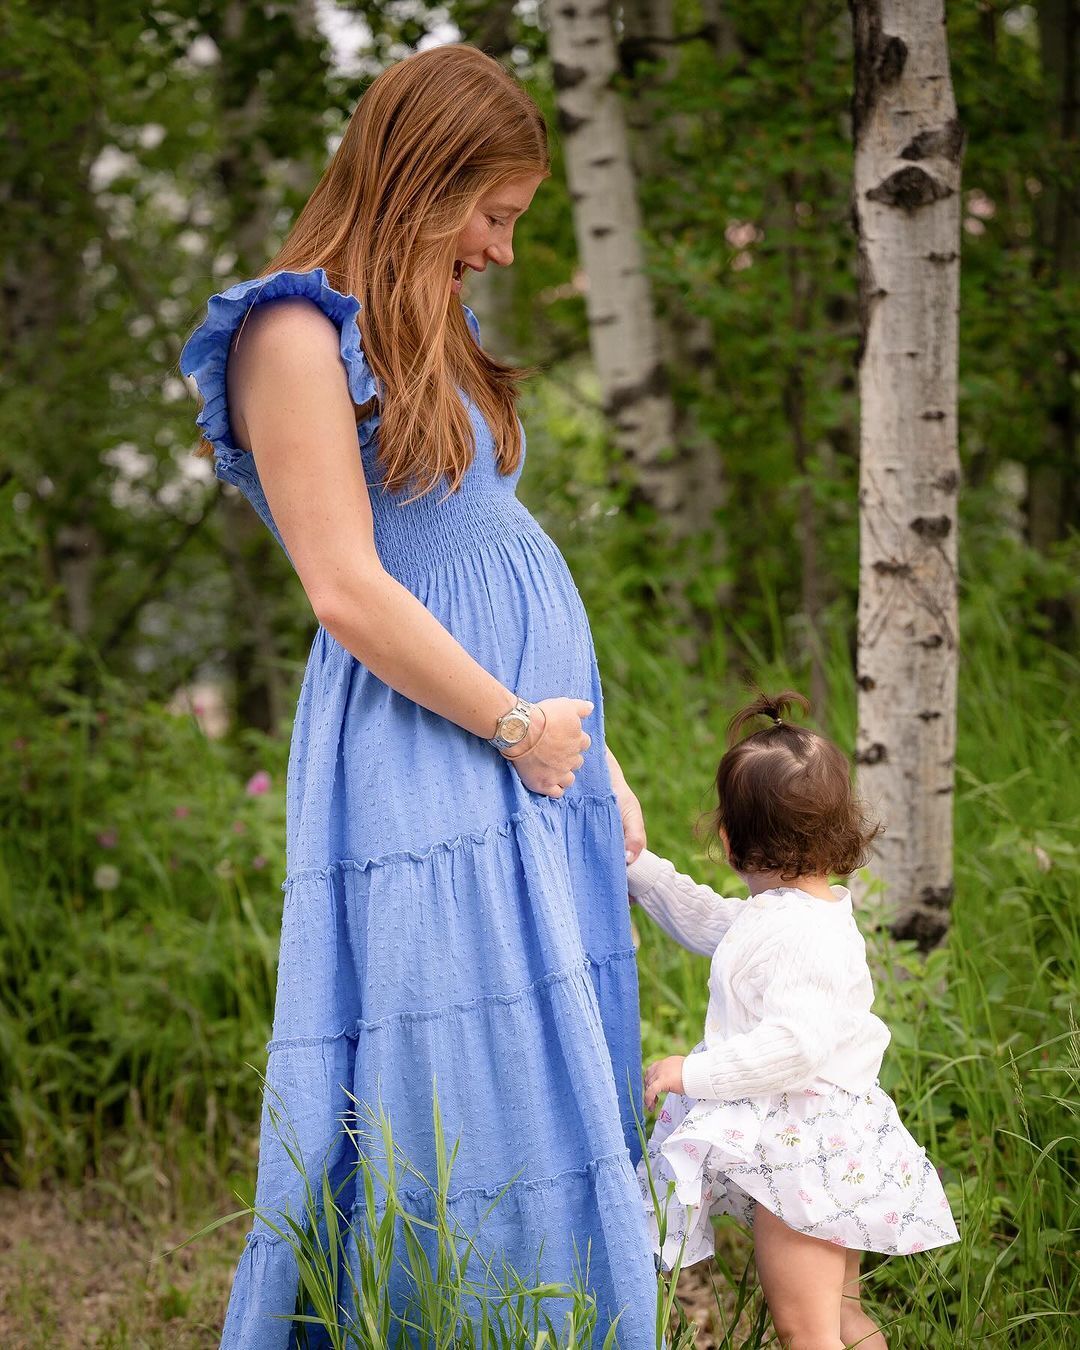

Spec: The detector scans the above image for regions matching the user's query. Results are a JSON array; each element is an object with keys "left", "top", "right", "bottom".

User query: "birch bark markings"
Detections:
[
  {"left": 851, "top": 0, "right": 963, "bottom": 946},
  {"left": 545, "top": 0, "right": 683, "bottom": 519}
]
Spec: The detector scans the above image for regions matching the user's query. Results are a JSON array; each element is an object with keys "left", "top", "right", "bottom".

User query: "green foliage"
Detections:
[{"left": 0, "top": 490, "right": 289, "bottom": 1189}]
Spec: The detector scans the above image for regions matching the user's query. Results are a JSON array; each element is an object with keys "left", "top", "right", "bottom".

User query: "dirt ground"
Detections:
[{"left": 0, "top": 1187, "right": 755, "bottom": 1348}]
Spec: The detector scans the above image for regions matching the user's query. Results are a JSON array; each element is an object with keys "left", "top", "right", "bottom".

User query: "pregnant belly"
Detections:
[
  {"left": 285, "top": 516, "right": 610, "bottom": 866},
  {"left": 405, "top": 523, "right": 596, "bottom": 699}
]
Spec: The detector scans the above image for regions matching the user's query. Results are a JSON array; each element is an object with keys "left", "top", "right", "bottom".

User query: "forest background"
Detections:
[{"left": 0, "top": 0, "right": 1076, "bottom": 1346}]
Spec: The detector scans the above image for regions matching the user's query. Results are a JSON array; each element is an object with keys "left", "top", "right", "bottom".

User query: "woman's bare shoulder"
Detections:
[
  {"left": 226, "top": 297, "right": 352, "bottom": 449},
  {"left": 229, "top": 294, "right": 344, "bottom": 373}
]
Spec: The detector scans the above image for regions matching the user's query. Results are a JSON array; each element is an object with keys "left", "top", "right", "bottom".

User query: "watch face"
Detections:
[{"left": 501, "top": 714, "right": 529, "bottom": 744}]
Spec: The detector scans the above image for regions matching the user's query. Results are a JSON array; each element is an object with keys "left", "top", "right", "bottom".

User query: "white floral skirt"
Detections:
[{"left": 638, "top": 1053, "right": 959, "bottom": 1270}]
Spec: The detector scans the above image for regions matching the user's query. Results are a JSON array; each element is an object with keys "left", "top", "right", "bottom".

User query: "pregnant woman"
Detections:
[{"left": 180, "top": 43, "right": 657, "bottom": 1348}]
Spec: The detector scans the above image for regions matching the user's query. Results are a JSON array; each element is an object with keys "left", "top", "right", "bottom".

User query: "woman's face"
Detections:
[{"left": 451, "top": 172, "right": 545, "bottom": 293}]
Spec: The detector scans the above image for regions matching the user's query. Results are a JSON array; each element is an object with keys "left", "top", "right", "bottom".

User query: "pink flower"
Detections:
[
  {"left": 724, "top": 1129, "right": 743, "bottom": 1142},
  {"left": 252, "top": 855, "right": 267, "bottom": 870},
  {"left": 828, "top": 1134, "right": 844, "bottom": 1148},
  {"left": 797, "top": 1189, "right": 813, "bottom": 1204},
  {"left": 245, "top": 770, "right": 272, "bottom": 796},
  {"left": 173, "top": 805, "right": 191, "bottom": 819},
  {"left": 683, "top": 1143, "right": 699, "bottom": 1159},
  {"left": 909, "top": 1242, "right": 925, "bottom": 1253},
  {"left": 232, "top": 819, "right": 247, "bottom": 835},
  {"left": 884, "top": 1212, "right": 898, "bottom": 1225},
  {"left": 12, "top": 737, "right": 28, "bottom": 752},
  {"left": 96, "top": 829, "right": 118, "bottom": 849}
]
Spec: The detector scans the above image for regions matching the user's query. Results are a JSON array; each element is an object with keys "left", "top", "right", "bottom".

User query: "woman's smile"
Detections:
[{"left": 451, "top": 259, "right": 485, "bottom": 294}]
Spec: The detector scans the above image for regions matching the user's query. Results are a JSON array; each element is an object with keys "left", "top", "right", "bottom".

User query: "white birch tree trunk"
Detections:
[
  {"left": 545, "top": 0, "right": 683, "bottom": 519},
  {"left": 851, "top": 0, "right": 963, "bottom": 947}
]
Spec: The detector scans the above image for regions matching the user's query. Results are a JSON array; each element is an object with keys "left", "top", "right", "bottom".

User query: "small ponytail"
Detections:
[{"left": 727, "top": 689, "right": 811, "bottom": 745}]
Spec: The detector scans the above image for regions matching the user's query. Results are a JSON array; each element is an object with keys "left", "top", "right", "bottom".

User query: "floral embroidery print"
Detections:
[{"left": 637, "top": 1049, "right": 959, "bottom": 1272}]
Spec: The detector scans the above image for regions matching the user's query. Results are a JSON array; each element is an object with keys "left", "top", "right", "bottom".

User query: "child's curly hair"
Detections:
[{"left": 711, "top": 690, "right": 881, "bottom": 880}]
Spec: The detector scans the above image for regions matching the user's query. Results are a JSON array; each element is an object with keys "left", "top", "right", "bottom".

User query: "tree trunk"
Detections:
[
  {"left": 545, "top": 0, "right": 683, "bottom": 520},
  {"left": 850, "top": 0, "right": 963, "bottom": 948}
]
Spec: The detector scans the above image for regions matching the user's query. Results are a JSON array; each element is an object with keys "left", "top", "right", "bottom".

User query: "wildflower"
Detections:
[
  {"left": 233, "top": 819, "right": 247, "bottom": 835},
  {"left": 93, "top": 864, "right": 120, "bottom": 891},
  {"left": 252, "top": 855, "right": 268, "bottom": 870},
  {"left": 173, "top": 805, "right": 191, "bottom": 819},
  {"left": 246, "top": 770, "right": 272, "bottom": 796},
  {"left": 96, "top": 829, "right": 118, "bottom": 849}
]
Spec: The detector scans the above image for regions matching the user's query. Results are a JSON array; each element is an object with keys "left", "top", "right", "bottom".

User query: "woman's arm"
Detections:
[
  {"left": 228, "top": 298, "right": 588, "bottom": 796},
  {"left": 606, "top": 747, "right": 646, "bottom": 863},
  {"left": 627, "top": 851, "right": 745, "bottom": 955}
]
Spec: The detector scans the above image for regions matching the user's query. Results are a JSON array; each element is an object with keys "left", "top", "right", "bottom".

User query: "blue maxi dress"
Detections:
[{"left": 180, "top": 269, "right": 658, "bottom": 1348}]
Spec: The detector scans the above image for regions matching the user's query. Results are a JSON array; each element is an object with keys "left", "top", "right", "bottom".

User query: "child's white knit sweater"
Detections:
[{"left": 627, "top": 849, "right": 891, "bottom": 1102}]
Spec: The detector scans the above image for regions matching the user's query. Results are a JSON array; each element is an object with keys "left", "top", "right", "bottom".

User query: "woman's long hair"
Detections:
[{"left": 206, "top": 45, "right": 549, "bottom": 496}]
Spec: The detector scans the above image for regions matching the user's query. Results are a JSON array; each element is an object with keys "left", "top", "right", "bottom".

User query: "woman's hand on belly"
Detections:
[
  {"left": 606, "top": 747, "right": 647, "bottom": 863},
  {"left": 503, "top": 697, "right": 592, "bottom": 797}
]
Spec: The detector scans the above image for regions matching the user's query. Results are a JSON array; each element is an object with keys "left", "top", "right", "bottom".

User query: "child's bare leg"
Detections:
[
  {"left": 753, "top": 1203, "right": 846, "bottom": 1350},
  {"left": 839, "top": 1250, "right": 887, "bottom": 1348}
]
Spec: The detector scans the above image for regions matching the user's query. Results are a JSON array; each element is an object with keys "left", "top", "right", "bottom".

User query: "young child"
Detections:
[{"left": 629, "top": 691, "right": 958, "bottom": 1350}]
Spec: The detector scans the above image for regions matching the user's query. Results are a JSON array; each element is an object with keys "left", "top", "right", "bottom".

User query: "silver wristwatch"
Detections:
[{"left": 488, "top": 697, "right": 534, "bottom": 752}]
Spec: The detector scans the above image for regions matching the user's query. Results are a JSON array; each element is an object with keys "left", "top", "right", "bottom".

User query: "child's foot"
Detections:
[{"left": 840, "top": 1305, "right": 887, "bottom": 1348}]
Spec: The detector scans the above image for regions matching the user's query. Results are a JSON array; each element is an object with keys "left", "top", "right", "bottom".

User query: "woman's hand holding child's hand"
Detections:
[
  {"left": 505, "top": 698, "right": 592, "bottom": 798},
  {"left": 643, "top": 1055, "right": 686, "bottom": 1110}
]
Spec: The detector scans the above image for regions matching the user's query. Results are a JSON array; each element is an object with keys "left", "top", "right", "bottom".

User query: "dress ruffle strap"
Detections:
[
  {"left": 178, "top": 268, "right": 382, "bottom": 476},
  {"left": 180, "top": 268, "right": 485, "bottom": 483}
]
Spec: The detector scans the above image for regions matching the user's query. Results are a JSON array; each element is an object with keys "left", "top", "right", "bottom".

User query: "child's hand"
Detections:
[{"left": 643, "top": 1055, "right": 686, "bottom": 1110}]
